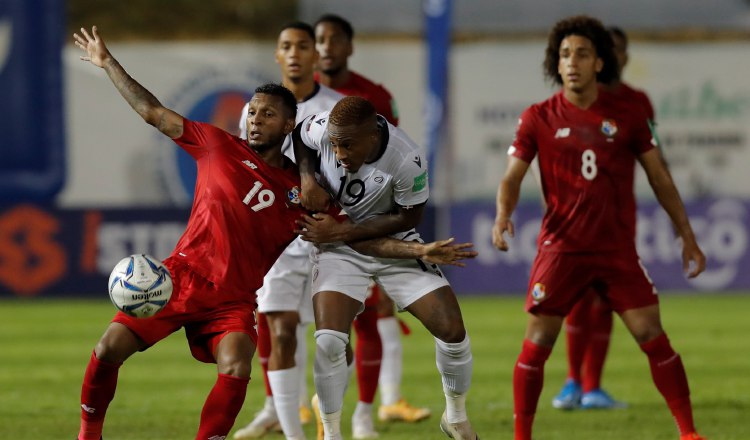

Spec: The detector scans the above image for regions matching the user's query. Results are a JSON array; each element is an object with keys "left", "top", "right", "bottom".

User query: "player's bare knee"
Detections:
[
  {"left": 216, "top": 354, "right": 251, "bottom": 378},
  {"left": 434, "top": 323, "right": 467, "bottom": 344},
  {"left": 314, "top": 329, "right": 349, "bottom": 363},
  {"left": 95, "top": 324, "right": 140, "bottom": 363}
]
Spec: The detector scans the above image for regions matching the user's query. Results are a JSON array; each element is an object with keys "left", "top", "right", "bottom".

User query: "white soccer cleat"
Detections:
[
  {"left": 439, "top": 411, "right": 479, "bottom": 440},
  {"left": 352, "top": 410, "right": 379, "bottom": 439},
  {"left": 233, "top": 403, "right": 281, "bottom": 439}
]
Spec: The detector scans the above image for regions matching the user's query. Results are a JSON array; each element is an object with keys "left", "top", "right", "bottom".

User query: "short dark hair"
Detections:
[
  {"left": 543, "top": 15, "right": 618, "bottom": 86},
  {"left": 330, "top": 96, "right": 376, "bottom": 126},
  {"left": 279, "top": 21, "right": 315, "bottom": 41},
  {"left": 608, "top": 26, "right": 628, "bottom": 49},
  {"left": 314, "top": 14, "right": 354, "bottom": 40},
  {"left": 254, "top": 83, "right": 297, "bottom": 119}
]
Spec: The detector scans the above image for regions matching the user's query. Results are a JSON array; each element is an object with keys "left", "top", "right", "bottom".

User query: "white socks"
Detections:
[
  {"left": 435, "top": 334, "right": 473, "bottom": 423},
  {"left": 377, "top": 317, "right": 403, "bottom": 405},
  {"left": 268, "top": 367, "right": 304, "bottom": 438}
]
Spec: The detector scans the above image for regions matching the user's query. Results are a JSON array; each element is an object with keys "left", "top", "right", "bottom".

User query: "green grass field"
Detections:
[{"left": 1, "top": 294, "right": 748, "bottom": 439}]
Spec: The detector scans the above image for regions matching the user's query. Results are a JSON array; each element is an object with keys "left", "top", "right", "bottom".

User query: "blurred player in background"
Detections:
[
  {"left": 492, "top": 15, "right": 706, "bottom": 440},
  {"left": 550, "top": 25, "right": 656, "bottom": 411},
  {"left": 294, "top": 96, "right": 479, "bottom": 440},
  {"left": 314, "top": 13, "right": 430, "bottom": 439},
  {"left": 233, "top": 21, "right": 344, "bottom": 440}
]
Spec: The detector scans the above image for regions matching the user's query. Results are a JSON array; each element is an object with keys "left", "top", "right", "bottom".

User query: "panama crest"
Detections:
[{"left": 600, "top": 119, "right": 618, "bottom": 138}]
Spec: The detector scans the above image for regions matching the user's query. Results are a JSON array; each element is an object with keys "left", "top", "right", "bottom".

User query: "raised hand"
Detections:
[{"left": 73, "top": 26, "right": 111, "bottom": 68}]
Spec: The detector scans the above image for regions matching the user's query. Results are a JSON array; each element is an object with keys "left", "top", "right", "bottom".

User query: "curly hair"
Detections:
[
  {"left": 543, "top": 15, "right": 618, "bottom": 86},
  {"left": 329, "top": 96, "right": 376, "bottom": 127}
]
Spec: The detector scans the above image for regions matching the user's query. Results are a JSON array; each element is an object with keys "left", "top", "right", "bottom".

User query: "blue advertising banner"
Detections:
[
  {"left": 1, "top": 200, "right": 747, "bottom": 298},
  {"left": 0, "top": 205, "right": 188, "bottom": 297},
  {"left": 0, "top": 0, "right": 65, "bottom": 202},
  {"left": 445, "top": 199, "right": 750, "bottom": 294}
]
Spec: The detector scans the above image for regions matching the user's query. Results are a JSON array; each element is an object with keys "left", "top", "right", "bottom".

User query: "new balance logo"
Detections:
[
  {"left": 81, "top": 404, "right": 96, "bottom": 414},
  {"left": 242, "top": 160, "right": 258, "bottom": 170},
  {"left": 554, "top": 128, "right": 571, "bottom": 138},
  {"left": 413, "top": 155, "right": 422, "bottom": 168}
]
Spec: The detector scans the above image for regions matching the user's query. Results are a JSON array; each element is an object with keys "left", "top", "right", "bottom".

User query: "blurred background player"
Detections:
[
  {"left": 313, "top": 13, "right": 430, "bottom": 439},
  {"left": 492, "top": 15, "right": 706, "bottom": 440},
  {"left": 551, "top": 25, "right": 656, "bottom": 411},
  {"left": 233, "top": 21, "right": 344, "bottom": 440}
]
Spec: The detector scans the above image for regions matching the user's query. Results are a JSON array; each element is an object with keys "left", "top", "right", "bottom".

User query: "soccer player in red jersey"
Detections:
[
  {"left": 314, "top": 14, "right": 429, "bottom": 438},
  {"left": 73, "top": 26, "right": 476, "bottom": 440},
  {"left": 551, "top": 25, "right": 657, "bottom": 411},
  {"left": 491, "top": 16, "right": 707, "bottom": 440}
]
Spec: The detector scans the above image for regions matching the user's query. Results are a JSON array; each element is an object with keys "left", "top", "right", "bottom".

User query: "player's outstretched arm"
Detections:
[
  {"left": 73, "top": 26, "right": 184, "bottom": 139},
  {"left": 493, "top": 156, "right": 529, "bottom": 251},
  {"left": 638, "top": 148, "right": 706, "bottom": 278},
  {"left": 349, "top": 237, "right": 477, "bottom": 267}
]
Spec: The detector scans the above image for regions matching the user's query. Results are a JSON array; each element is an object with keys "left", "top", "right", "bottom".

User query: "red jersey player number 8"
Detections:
[{"left": 581, "top": 149, "right": 597, "bottom": 180}]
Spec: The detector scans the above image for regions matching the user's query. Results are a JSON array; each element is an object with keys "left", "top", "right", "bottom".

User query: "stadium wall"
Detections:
[{"left": 1, "top": 40, "right": 748, "bottom": 297}]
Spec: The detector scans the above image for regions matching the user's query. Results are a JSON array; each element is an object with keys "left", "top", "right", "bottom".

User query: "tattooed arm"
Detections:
[{"left": 73, "top": 26, "right": 184, "bottom": 139}]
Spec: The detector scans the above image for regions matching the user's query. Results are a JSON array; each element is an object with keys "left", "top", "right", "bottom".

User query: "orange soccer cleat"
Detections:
[{"left": 378, "top": 398, "right": 431, "bottom": 423}]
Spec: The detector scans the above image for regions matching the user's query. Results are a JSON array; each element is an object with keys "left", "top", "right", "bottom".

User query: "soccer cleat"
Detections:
[
  {"left": 300, "top": 404, "right": 313, "bottom": 425},
  {"left": 233, "top": 403, "right": 281, "bottom": 439},
  {"left": 352, "top": 410, "right": 379, "bottom": 439},
  {"left": 377, "top": 398, "right": 431, "bottom": 422},
  {"left": 551, "top": 378, "right": 582, "bottom": 410},
  {"left": 439, "top": 411, "right": 479, "bottom": 440},
  {"left": 680, "top": 433, "right": 707, "bottom": 440},
  {"left": 310, "top": 394, "right": 324, "bottom": 440},
  {"left": 580, "top": 388, "right": 627, "bottom": 409}
]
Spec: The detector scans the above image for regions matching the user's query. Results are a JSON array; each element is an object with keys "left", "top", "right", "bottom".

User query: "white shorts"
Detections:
[
  {"left": 310, "top": 238, "right": 450, "bottom": 311},
  {"left": 257, "top": 238, "right": 314, "bottom": 324}
]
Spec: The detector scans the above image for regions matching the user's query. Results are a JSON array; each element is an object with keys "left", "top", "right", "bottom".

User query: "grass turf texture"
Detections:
[{"left": 1, "top": 294, "right": 747, "bottom": 439}]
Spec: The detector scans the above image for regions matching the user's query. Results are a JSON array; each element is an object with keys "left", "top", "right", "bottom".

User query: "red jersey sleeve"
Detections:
[
  {"left": 173, "top": 119, "right": 236, "bottom": 160},
  {"left": 509, "top": 107, "right": 539, "bottom": 163}
]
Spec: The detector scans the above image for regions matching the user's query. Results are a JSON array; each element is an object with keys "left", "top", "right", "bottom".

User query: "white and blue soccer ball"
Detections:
[{"left": 108, "top": 254, "right": 173, "bottom": 318}]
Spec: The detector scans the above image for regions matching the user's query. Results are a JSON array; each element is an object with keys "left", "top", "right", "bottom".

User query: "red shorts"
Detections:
[
  {"left": 525, "top": 248, "right": 658, "bottom": 316},
  {"left": 112, "top": 258, "right": 258, "bottom": 363}
]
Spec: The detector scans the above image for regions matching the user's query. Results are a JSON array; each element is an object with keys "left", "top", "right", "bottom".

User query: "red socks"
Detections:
[
  {"left": 582, "top": 300, "right": 613, "bottom": 391},
  {"left": 255, "top": 312, "right": 273, "bottom": 397},
  {"left": 640, "top": 333, "right": 695, "bottom": 435},
  {"left": 513, "top": 339, "right": 552, "bottom": 440},
  {"left": 564, "top": 300, "right": 589, "bottom": 383},
  {"left": 195, "top": 373, "right": 250, "bottom": 440},
  {"left": 78, "top": 351, "right": 122, "bottom": 440},
  {"left": 353, "top": 304, "right": 382, "bottom": 404}
]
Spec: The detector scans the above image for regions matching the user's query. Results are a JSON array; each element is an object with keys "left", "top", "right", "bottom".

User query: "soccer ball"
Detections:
[{"left": 108, "top": 254, "right": 173, "bottom": 318}]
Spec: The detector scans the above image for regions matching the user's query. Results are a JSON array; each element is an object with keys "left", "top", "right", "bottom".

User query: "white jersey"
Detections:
[
  {"left": 239, "top": 83, "right": 344, "bottom": 161},
  {"left": 298, "top": 112, "right": 429, "bottom": 238}
]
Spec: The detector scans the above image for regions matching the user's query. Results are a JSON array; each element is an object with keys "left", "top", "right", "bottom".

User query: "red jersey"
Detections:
[
  {"left": 170, "top": 120, "right": 305, "bottom": 296},
  {"left": 604, "top": 82, "right": 655, "bottom": 121},
  {"left": 511, "top": 91, "right": 656, "bottom": 252},
  {"left": 315, "top": 70, "right": 399, "bottom": 125}
]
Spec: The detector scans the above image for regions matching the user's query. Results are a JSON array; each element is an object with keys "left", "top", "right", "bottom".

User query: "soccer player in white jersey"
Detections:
[
  {"left": 233, "top": 21, "right": 344, "bottom": 440},
  {"left": 293, "top": 96, "right": 479, "bottom": 440}
]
